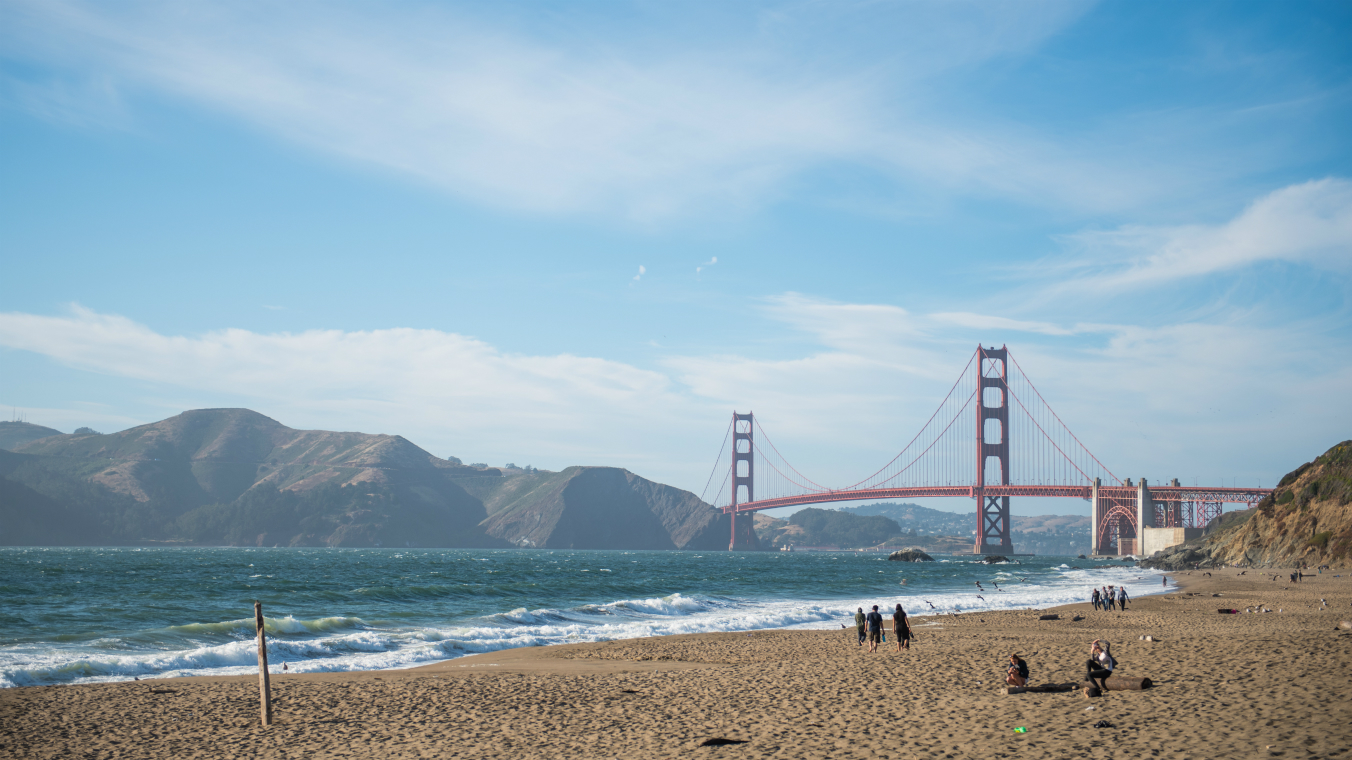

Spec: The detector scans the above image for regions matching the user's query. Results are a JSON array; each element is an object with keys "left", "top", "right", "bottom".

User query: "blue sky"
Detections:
[{"left": 1, "top": 0, "right": 1350, "bottom": 517}]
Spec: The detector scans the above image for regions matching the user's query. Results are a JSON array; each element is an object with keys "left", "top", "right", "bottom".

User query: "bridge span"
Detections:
[{"left": 702, "top": 345, "right": 1271, "bottom": 556}]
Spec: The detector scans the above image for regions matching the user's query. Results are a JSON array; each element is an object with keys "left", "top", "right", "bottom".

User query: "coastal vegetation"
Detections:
[{"left": 1143, "top": 439, "right": 1352, "bottom": 569}]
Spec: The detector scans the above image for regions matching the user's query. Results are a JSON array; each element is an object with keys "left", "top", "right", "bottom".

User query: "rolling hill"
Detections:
[{"left": 0, "top": 408, "right": 749, "bottom": 549}]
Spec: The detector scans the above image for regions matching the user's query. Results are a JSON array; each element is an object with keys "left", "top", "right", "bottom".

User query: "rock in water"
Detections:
[
  {"left": 984, "top": 555, "right": 1011, "bottom": 564},
  {"left": 888, "top": 549, "right": 935, "bottom": 562}
]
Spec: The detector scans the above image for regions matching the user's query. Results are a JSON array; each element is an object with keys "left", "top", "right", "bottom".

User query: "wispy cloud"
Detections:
[
  {"left": 929, "top": 312, "right": 1079, "bottom": 337},
  {"left": 632, "top": 265, "right": 645, "bottom": 282},
  {"left": 1043, "top": 178, "right": 1352, "bottom": 293},
  {"left": 0, "top": 0, "right": 1153, "bottom": 220},
  {"left": 696, "top": 256, "right": 717, "bottom": 274}
]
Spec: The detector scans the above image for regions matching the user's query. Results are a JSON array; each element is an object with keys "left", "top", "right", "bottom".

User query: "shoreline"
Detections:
[
  {"left": 1, "top": 555, "right": 1159, "bottom": 690},
  {"left": 8, "top": 568, "right": 1348, "bottom": 758}
]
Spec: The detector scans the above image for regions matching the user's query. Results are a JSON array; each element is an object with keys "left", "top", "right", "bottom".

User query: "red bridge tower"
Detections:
[{"left": 975, "top": 345, "right": 1014, "bottom": 555}]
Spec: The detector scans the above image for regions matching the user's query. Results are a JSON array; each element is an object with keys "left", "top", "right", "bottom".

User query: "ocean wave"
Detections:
[
  {"left": 166, "top": 615, "right": 365, "bottom": 637},
  {"left": 0, "top": 555, "right": 1165, "bottom": 688}
]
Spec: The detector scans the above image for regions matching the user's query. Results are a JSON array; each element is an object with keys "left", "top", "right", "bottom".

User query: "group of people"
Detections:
[
  {"left": 1005, "top": 639, "right": 1117, "bottom": 691},
  {"left": 852, "top": 604, "right": 912, "bottom": 653},
  {"left": 847, "top": 605, "right": 1122, "bottom": 693},
  {"left": 1090, "top": 585, "right": 1129, "bottom": 611}
]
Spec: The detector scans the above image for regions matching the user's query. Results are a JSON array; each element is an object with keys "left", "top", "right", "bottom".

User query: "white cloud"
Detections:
[
  {"left": 0, "top": 0, "right": 1147, "bottom": 220},
  {"left": 0, "top": 298, "right": 1346, "bottom": 501},
  {"left": 1046, "top": 178, "right": 1352, "bottom": 292},
  {"left": 633, "top": 265, "right": 645, "bottom": 282},
  {"left": 0, "top": 305, "right": 712, "bottom": 469},
  {"left": 696, "top": 256, "right": 717, "bottom": 274}
]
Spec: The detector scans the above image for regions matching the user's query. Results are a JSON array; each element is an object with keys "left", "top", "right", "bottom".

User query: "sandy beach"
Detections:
[{"left": 4, "top": 569, "right": 1350, "bottom": 760}]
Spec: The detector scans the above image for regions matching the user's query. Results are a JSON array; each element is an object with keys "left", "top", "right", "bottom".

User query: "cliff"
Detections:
[
  {"left": 1143, "top": 440, "right": 1352, "bottom": 570},
  {"left": 0, "top": 408, "right": 739, "bottom": 550}
]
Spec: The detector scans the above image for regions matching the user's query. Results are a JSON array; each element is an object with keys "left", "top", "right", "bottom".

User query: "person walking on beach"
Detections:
[
  {"left": 1104, "top": 586, "right": 1116, "bottom": 611},
  {"left": 854, "top": 607, "right": 866, "bottom": 646},
  {"left": 1086, "top": 639, "right": 1115, "bottom": 692},
  {"left": 1117, "top": 586, "right": 1129, "bottom": 611},
  {"left": 865, "top": 605, "right": 884, "bottom": 653},
  {"left": 1091, "top": 587, "right": 1101, "bottom": 611},
  {"left": 893, "top": 604, "right": 911, "bottom": 651}
]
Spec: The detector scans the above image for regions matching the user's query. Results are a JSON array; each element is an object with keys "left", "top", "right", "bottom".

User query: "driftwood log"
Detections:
[
  {"left": 1038, "top": 614, "right": 1060, "bottom": 621},
  {"left": 1081, "top": 676, "right": 1152, "bottom": 691},
  {"left": 1006, "top": 682, "right": 1081, "bottom": 695}
]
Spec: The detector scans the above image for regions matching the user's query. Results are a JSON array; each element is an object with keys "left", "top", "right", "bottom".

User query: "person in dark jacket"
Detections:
[
  {"left": 1091, "top": 587, "right": 1101, "bottom": 611},
  {"left": 893, "top": 604, "right": 911, "bottom": 651},
  {"left": 854, "top": 607, "right": 866, "bottom": 646},
  {"left": 865, "top": 606, "right": 884, "bottom": 653}
]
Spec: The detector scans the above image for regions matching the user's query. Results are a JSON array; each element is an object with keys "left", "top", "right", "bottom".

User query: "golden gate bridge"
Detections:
[{"left": 700, "top": 345, "right": 1271, "bottom": 555}]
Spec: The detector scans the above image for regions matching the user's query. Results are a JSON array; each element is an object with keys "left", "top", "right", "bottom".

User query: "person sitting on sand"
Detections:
[
  {"left": 854, "top": 607, "right": 866, "bottom": 646},
  {"left": 1006, "top": 654, "right": 1029, "bottom": 687},
  {"left": 893, "top": 604, "right": 911, "bottom": 651},
  {"left": 1086, "top": 639, "right": 1115, "bottom": 692},
  {"left": 865, "top": 605, "right": 884, "bottom": 653}
]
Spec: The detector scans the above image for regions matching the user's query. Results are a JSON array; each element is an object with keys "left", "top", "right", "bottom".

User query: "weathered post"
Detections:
[{"left": 255, "top": 601, "right": 272, "bottom": 727}]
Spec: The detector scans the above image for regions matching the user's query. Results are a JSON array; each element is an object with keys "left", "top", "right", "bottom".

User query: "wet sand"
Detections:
[{"left": 4, "top": 569, "right": 1351, "bottom": 759}]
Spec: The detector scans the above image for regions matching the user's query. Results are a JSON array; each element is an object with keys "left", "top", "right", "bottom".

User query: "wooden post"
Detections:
[{"left": 255, "top": 601, "right": 272, "bottom": 727}]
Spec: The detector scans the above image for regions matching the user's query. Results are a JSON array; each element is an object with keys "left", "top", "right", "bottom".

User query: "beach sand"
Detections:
[{"left": 4, "top": 570, "right": 1351, "bottom": 759}]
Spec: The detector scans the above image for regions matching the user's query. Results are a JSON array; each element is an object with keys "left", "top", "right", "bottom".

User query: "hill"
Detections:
[
  {"left": 753, "top": 507, "right": 901, "bottom": 549},
  {"left": 0, "top": 408, "right": 745, "bottom": 549},
  {"left": 1144, "top": 440, "right": 1352, "bottom": 570},
  {"left": 0, "top": 421, "right": 65, "bottom": 451},
  {"left": 838, "top": 501, "right": 1091, "bottom": 555}
]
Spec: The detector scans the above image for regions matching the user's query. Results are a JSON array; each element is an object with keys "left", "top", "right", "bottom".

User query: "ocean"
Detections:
[{"left": 0, "top": 547, "right": 1161, "bottom": 687}]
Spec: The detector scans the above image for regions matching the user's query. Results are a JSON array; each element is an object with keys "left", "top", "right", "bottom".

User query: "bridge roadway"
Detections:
[{"left": 720, "top": 485, "right": 1270, "bottom": 514}]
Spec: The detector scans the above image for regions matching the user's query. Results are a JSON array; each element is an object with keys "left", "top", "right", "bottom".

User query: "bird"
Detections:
[
  {"left": 977, "top": 595, "right": 986, "bottom": 601},
  {"left": 925, "top": 600, "right": 936, "bottom": 609}
]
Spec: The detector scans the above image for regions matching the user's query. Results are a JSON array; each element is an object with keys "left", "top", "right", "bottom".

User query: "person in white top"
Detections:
[{"left": 1086, "top": 639, "right": 1115, "bottom": 691}]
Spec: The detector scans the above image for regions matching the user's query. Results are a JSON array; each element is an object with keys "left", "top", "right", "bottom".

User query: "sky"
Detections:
[{"left": 1, "top": 0, "right": 1350, "bottom": 518}]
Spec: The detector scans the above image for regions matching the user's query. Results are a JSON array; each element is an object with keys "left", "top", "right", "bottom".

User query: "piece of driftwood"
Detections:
[
  {"left": 1038, "top": 614, "right": 1060, "bottom": 621},
  {"left": 1006, "top": 683, "right": 1078, "bottom": 695},
  {"left": 1083, "top": 685, "right": 1101, "bottom": 698},
  {"left": 1080, "top": 676, "right": 1152, "bottom": 691},
  {"left": 256, "top": 601, "right": 272, "bottom": 727}
]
